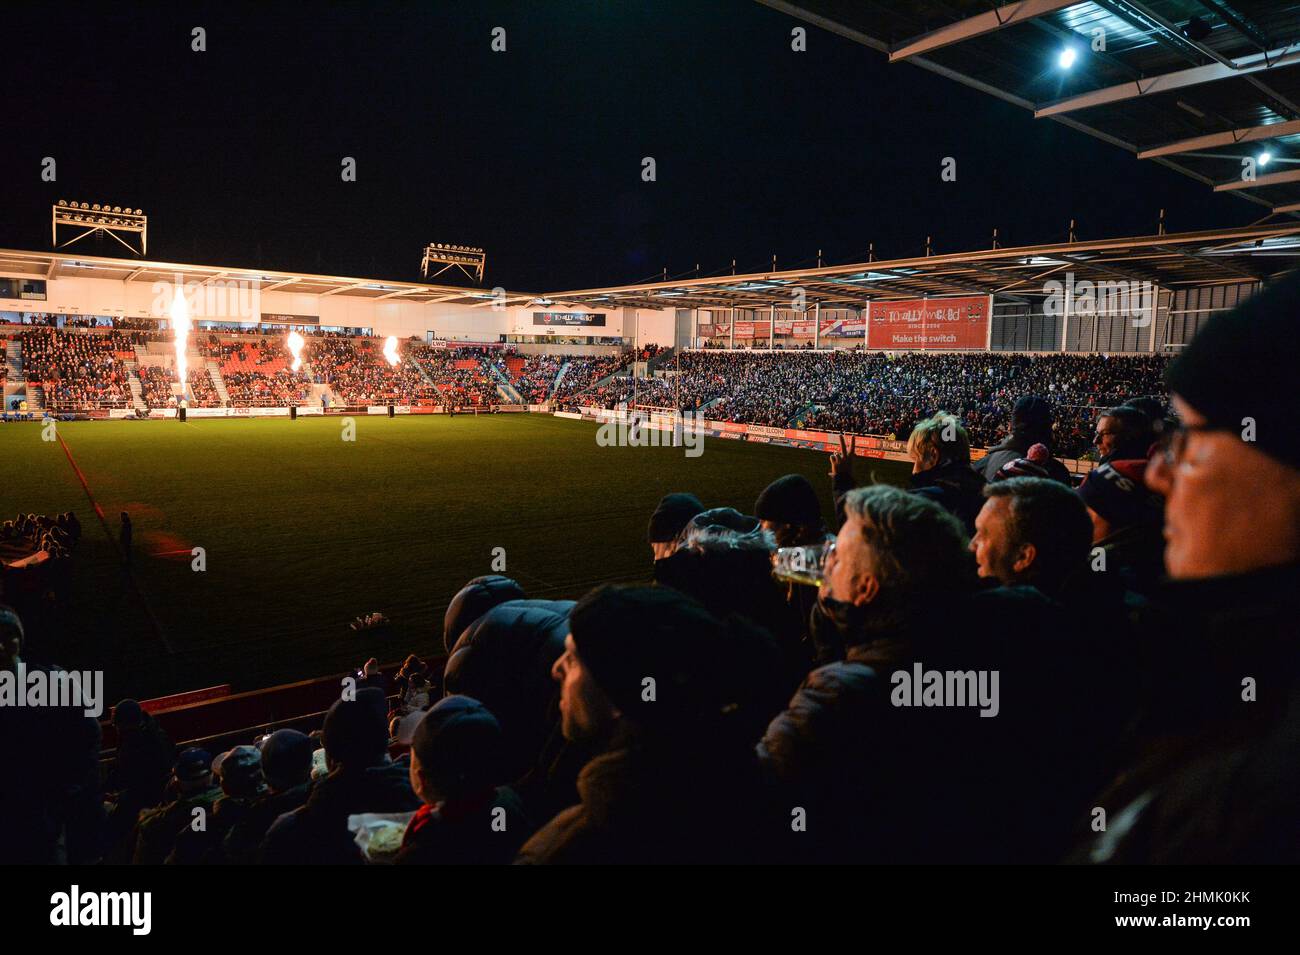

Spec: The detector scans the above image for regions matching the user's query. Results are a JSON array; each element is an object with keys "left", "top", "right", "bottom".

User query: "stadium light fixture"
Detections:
[
  {"left": 1259, "top": 151, "right": 1273, "bottom": 167},
  {"left": 52, "top": 200, "right": 147, "bottom": 255},
  {"left": 421, "top": 243, "right": 486, "bottom": 284},
  {"left": 1058, "top": 46, "right": 1078, "bottom": 70}
]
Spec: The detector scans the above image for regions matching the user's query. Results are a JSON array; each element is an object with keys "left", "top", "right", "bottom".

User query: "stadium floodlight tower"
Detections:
[
  {"left": 52, "top": 200, "right": 148, "bottom": 255},
  {"left": 421, "top": 243, "right": 485, "bottom": 283}
]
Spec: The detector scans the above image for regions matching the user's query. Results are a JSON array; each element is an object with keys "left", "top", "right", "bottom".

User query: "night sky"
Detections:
[{"left": 0, "top": 1, "right": 1258, "bottom": 293}]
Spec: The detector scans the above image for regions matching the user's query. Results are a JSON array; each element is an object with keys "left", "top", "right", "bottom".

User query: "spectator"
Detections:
[
  {"left": 0, "top": 604, "right": 103, "bottom": 864},
  {"left": 167, "top": 745, "right": 267, "bottom": 864},
  {"left": 1075, "top": 459, "right": 1165, "bottom": 597},
  {"left": 442, "top": 575, "right": 526, "bottom": 653},
  {"left": 970, "top": 477, "right": 1094, "bottom": 601},
  {"left": 904, "top": 412, "right": 986, "bottom": 534},
  {"left": 646, "top": 491, "right": 704, "bottom": 561},
  {"left": 443, "top": 594, "right": 574, "bottom": 785},
  {"left": 105, "top": 699, "right": 175, "bottom": 856},
  {"left": 261, "top": 688, "right": 420, "bottom": 864},
  {"left": 396, "top": 697, "right": 531, "bottom": 864},
  {"left": 753, "top": 474, "right": 826, "bottom": 548},
  {"left": 975, "top": 396, "right": 1072, "bottom": 483},
  {"left": 1092, "top": 405, "right": 1154, "bottom": 463},
  {"left": 133, "top": 748, "right": 221, "bottom": 865},
  {"left": 989, "top": 442, "right": 1052, "bottom": 482},
  {"left": 516, "top": 585, "right": 781, "bottom": 863},
  {"left": 1075, "top": 269, "right": 1300, "bottom": 864},
  {"left": 759, "top": 485, "right": 1105, "bottom": 862},
  {"left": 224, "top": 729, "right": 315, "bottom": 865}
]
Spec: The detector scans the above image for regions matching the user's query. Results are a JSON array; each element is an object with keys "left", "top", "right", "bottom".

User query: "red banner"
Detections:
[
  {"left": 819, "top": 317, "right": 866, "bottom": 337},
  {"left": 868, "top": 296, "right": 989, "bottom": 349}
]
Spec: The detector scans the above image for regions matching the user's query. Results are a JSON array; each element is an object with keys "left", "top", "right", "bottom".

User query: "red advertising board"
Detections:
[{"left": 868, "top": 295, "right": 989, "bottom": 349}]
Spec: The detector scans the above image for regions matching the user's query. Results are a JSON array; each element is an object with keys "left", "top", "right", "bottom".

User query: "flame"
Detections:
[
  {"left": 170, "top": 287, "right": 192, "bottom": 391},
  {"left": 383, "top": 336, "right": 400, "bottom": 366},
  {"left": 286, "top": 331, "right": 305, "bottom": 372}
]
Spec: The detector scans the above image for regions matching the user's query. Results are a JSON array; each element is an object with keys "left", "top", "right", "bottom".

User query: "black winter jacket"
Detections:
[
  {"left": 1069, "top": 563, "right": 1299, "bottom": 864},
  {"left": 759, "top": 586, "right": 1115, "bottom": 863},
  {"left": 443, "top": 598, "right": 574, "bottom": 782}
]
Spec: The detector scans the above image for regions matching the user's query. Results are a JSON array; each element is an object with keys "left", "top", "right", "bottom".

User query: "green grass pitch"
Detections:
[{"left": 0, "top": 414, "right": 912, "bottom": 699}]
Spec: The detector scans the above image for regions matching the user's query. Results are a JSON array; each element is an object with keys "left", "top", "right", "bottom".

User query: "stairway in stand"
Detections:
[{"left": 206, "top": 360, "right": 231, "bottom": 405}]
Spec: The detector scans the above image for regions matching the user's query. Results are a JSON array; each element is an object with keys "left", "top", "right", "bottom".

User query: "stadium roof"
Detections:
[
  {"left": 757, "top": 1, "right": 1300, "bottom": 216},
  {"left": 4, "top": 224, "right": 1298, "bottom": 315},
  {"left": 544, "top": 222, "right": 1300, "bottom": 309},
  {"left": 0, "top": 248, "right": 529, "bottom": 307}
]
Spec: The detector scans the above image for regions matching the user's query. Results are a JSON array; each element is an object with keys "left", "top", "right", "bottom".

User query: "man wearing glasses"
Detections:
[{"left": 1078, "top": 270, "right": 1299, "bottom": 864}]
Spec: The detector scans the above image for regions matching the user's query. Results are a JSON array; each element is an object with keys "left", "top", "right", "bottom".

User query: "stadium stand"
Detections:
[
  {"left": 577, "top": 351, "right": 1167, "bottom": 460},
  {"left": 2, "top": 272, "right": 1297, "bottom": 868}
]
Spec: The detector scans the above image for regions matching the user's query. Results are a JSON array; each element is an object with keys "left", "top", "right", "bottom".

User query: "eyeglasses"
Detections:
[{"left": 1154, "top": 420, "right": 1222, "bottom": 467}]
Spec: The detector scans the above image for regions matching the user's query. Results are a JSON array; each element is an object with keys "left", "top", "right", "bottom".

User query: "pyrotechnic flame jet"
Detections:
[
  {"left": 170, "top": 287, "right": 192, "bottom": 397},
  {"left": 383, "top": 336, "right": 400, "bottom": 366},
  {"left": 286, "top": 331, "right": 305, "bottom": 372}
]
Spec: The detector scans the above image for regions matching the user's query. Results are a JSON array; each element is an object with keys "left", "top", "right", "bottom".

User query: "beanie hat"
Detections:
[
  {"left": 259, "top": 729, "right": 314, "bottom": 791},
  {"left": 410, "top": 695, "right": 503, "bottom": 799},
  {"left": 753, "top": 474, "right": 823, "bottom": 527},
  {"left": 443, "top": 575, "right": 525, "bottom": 652},
  {"left": 213, "top": 745, "right": 265, "bottom": 798},
  {"left": 1166, "top": 268, "right": 1300, "bottom": 471},
  {"left": 993, "top": 443, "right": 1051, "bottom": 482},
  {"left": 647, "top": 492, "right": 705, "bottom": 543},
  {"left": 1076, "top": 459, "right": 1159, "bottom": 528},
  {"left": 1011, "top": 396, "right": 1052, "bottom": 431},
  {"left": 322, "top": 691, "right": 390, "bottom": 768},
  {"left": 568, "top": 584, "right": 729, "bottom": 730}
]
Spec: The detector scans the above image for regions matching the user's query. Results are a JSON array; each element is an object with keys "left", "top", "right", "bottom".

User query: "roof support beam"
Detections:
[
  {"left": 888, "top": 0, "right": 1081, "bottom": 62},
  {"left": 1137, "top": 117, "right": 1300, "bottom": 158},
  {"left": 1036, "top": 44, "right": 1300, "bottom": 118},
  {"left": 1214, "top": 168, "right": 1300, "bottom": 191},
  {"left": 1094, "top": 0, "right": 1300, "bottom": 120}
]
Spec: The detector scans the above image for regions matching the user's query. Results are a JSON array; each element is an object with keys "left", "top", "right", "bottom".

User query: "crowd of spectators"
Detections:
[
  {"left": 20, "top": 329, "right": 135, "bottom": 410},
  {"left": 405, "top": 344, "right": 501, "bottom": 407},
  {"left": 308, "top": 336, "right": 440, "bottom": 406},
  {"left": 511, "top": 354, "right": 566, "bottom": 402},
  {"left": 549, "top": 354, "right": 631, "bottom": 403},
  {"left": 569, "top": 350, "right": 1168, "bottom": 459},
  {"left": 2, "top": 271, "right": 1298, "bottom": 867}
]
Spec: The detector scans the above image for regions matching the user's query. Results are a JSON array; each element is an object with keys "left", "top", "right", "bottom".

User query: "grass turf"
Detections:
[{"left": 1, "top": 414, "right": 912, "bottom": 698}]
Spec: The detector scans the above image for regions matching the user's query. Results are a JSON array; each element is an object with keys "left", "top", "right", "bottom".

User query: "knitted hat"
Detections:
[
  {"left": 568, "top": 584, "right": 729, "bottom": 729},
  {"left": 1166, "top": 269, "right": 1300, "bottom": 471},
  {"left": 1077, "top": 459, "right": 1159, "bottom": 528},
  {"left": 753, "top": 474, "right": 823, "bottom": 527},
  {"left": 647, "top": 492, "right": 705, "bottom": 543},
  {"left": 410, "top": 695, "right": 503, "bottom": 798},
  {"left": 993, "top": 442, "right": 1051, "bottom": 481},
  {"left": 258, "top": 729, "right": 314, "bottom": 791}
]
